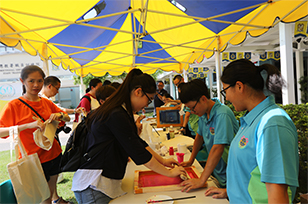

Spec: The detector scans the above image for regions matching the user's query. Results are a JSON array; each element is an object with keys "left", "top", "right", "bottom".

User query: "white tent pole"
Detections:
[
  {"left": 209, "top": 68, "right": 213, "bottom": 98},
  {"left": 183, "top": 68, "right": 188, "bottom": 82},
  {"left": 215, "top": 38, "right": 222, "bottom": 102},
  {"left": 80, "top": 67, "right": 86, "bottom": 98},
  {"left": 295, "top": 50, "right": 304, "bottom": 104},
  {"left": 169, "top": 74, "right": 175, "bottom": 99},
  {"left": 279, "top": 22, "right": 295, "bottom": 105}
]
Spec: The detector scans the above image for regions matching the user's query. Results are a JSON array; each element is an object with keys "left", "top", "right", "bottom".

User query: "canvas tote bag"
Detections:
[{"left": 7, "top": 126, "right": 50, "bottom": 203}]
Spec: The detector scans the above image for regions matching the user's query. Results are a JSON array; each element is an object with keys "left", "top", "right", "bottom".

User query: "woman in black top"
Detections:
[{"left": 72, "top": 69, "right": 185, "bottom": 204}]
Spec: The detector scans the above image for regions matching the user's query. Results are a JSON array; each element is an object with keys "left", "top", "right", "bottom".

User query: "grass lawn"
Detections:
[{"left": 0, "top": 148, "right": 77, "bottom": 203}]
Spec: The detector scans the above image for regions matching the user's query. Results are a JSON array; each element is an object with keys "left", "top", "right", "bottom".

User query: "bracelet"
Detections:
[{"left": 74, "top": 109, "right": 76, "bottom": 113}]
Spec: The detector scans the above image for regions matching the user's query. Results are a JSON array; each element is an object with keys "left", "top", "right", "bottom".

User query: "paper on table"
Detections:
[{"left": 33, "top": 120, "right": 59, "bottom": 150}]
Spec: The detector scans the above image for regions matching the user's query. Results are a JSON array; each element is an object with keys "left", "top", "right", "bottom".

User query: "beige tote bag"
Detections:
[
  {"left": 7, "top": 126, "right": 50, "bottom": 204},
  {"left": 33, "top": 120, "right": 59, "bottom": 151}
]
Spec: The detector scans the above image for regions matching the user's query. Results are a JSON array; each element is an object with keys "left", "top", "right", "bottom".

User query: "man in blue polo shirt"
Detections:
[{"left": 179, "top": 79, "right": 239, "bottom": 192}]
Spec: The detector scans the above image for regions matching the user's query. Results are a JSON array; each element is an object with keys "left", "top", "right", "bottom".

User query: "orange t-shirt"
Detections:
[{"left": 0, "top": 97, "right": 63, "bottom": 163}]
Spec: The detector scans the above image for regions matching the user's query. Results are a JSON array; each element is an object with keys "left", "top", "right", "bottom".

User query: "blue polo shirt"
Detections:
[
  {"left": 197, "top": 99, "right": 239, "bottom": 187},
  {"left": 227, "top": 96, "right": 299, "bottom": 203}
]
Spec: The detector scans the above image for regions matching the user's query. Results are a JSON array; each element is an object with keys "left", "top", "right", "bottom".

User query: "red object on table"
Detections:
[
  {"left": 176, "top": 153, "right": 184, "bottom": 163},
  {"left": 169, "top": 147, "right": 174, "bottom": 155}
]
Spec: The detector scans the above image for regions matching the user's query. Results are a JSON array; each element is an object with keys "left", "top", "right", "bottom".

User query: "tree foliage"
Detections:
[{"left": 73, "top": 69, "right": 164, "bottom": 87}]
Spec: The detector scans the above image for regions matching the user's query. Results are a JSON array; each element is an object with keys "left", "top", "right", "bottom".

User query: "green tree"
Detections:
[
  {"left": 299, "top": 76, "right": 307, "bottom": 103},
  {"left": 73, "top": 69, "right": 164, "bottom": 87}
]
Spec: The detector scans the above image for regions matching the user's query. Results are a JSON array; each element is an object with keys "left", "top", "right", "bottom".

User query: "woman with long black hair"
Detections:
[{"left": 72, "top": 69, "right": 185, "bottom": 204}]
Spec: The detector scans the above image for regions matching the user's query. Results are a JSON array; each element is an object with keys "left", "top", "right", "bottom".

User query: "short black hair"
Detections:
[
  {"left": 173, "top": 74, "right": 183, "bottom": 81},
  {"left": 179, "top": 79, "right": 210, "bottom": 103},
  {"left": 44, "top": 76, "right": 61, "bottom": 87},
  {"left": 157, "top": 81, "right": 164, "bottom": 84},
  {"left": 103, "top": 80, "right": 111, "bottom": 86},
  {"left": 96, "top": 85, "right": 116, "bottom": 105},
  {"left": 89, "top": 78, "right": 102, "bottom": 88},
  {"left": 110, "top": 82, "right": 121, "bottom": 89}
]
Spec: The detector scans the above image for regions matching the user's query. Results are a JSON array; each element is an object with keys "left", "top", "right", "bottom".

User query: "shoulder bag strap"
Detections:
[{"left": 18, "top": 98, "right": 45, "bottom": 122}]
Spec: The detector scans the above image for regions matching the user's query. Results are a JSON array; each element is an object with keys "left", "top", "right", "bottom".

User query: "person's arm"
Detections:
[
  {"left": 180, "top": 144, "right": 225, "bottom": 192},
  {"left": 164, "top": 98, "right": 181, "bottom": 105},
  {"left": 0, "top": 119, "right": 45, "bottom": 138},
  {"left": 181, "top": 133, "right": 203, "bottom": 167},
  {"left": 205, "top": 187, "right": 228, "bottom": 199},
  {"left": 79, "top": 97, "right": 91, "bottom": 113},
  {"left": 135, "top": 115, "right": 146, "bottom": 135},
  {"left": 48, "top": 112, "right": 70, "bottom": 122},
  {"left": 199, "top": 144, "right": 225, "bottom": 183},
  {"left": 63, "top": 107, "right": 85, "bottom": 114},
  {"left": 146, "top": 146, "right": 178, "bottom": 167},
  {"left": 266, "top": 183, "right": 289, "bottom": 203},
  {"left": 143, "top": 156, "right": 185, "bottom": 178},
  {"left": 180, "top": 112, "right": 190, "bottom": 134},
  {"left": 156, "top": 91, "right": 164, "bottom": 101}
]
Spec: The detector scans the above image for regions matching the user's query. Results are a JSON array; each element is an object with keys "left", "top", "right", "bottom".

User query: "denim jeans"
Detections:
[{"left": 74, "top": 187, "right": 112, "bottom": 204}]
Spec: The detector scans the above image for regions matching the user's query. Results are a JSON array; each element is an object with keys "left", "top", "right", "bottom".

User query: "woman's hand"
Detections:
[
  {"left": 163, "top": 158, "right": 178, "bottom": 167},
  {"left": 135, "top": 115, "right": 146, "bottom": 135},
  {"left": 179, "top": 160, "right": 193, "bottom": 167},
  {"left": 48, "top": 113, "right": 63, "bottom": 122},
  {"left": 204, "top": 187, "right": 228, "bottom": 199},
  {"left": 169, "top": 165, "right": 185, "bottom": 177},
  {"left": 30, "top": 116, "right": 46, "bottom": 131}
]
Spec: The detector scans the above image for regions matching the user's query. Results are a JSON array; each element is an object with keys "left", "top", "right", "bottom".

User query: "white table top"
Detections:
[{"left": 110, "top": 137, "right": 228, "bottom": 204}]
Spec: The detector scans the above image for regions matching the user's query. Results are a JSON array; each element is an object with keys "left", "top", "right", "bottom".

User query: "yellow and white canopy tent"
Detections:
[{"left": 0, "top": 0, "right": 307, "bottom": 79}]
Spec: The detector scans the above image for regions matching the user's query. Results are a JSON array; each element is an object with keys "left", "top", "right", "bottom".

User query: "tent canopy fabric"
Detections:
[{"left": 0, "top": 0, "right": 307, "bottom": 76}]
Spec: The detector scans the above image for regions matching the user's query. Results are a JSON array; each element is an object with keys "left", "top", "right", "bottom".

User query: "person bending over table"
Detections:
[
  {"left": 205, "top": 59, "right": 299, "bottom": 203},
  {"left": 71, "top": 69, "right": 185, "bottom": 204},
  {"left": 178, "top": 79, "right": 239, "bottom": 191}
]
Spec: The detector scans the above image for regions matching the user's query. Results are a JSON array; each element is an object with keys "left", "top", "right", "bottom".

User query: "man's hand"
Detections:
[
  {"left": 204, "top": 187, "right": 228, "bottom": 199},
  {"left": 180, "top": 178, "right": 207, "bottom": 192}
]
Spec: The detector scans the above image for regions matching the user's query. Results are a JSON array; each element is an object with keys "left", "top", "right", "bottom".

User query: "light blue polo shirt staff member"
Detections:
[
  {"left": 205, "top": 59, "right": 299, "bottom": 203},
  {"left": 179, "top": 79, "right": 239, "bottom": 192}
]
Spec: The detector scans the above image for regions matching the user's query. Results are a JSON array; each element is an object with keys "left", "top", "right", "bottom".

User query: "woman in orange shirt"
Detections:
[{"left": 0, "top": 65, "right": 70, "bottom": 204}]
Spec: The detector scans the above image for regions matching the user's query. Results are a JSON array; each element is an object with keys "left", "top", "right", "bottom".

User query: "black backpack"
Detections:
[
  {"left": 60, "top": 116, "right": 101, "bottom": 172},
  {"left": 81, "top": 95, "right": 91, "bottom": 105}
]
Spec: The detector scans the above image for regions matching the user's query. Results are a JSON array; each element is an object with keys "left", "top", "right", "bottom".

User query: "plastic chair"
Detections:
[{"left": 0, "top": 180, "right": 17, "bottom": 204}]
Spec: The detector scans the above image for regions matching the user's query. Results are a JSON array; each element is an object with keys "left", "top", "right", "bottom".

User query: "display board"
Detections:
[{"left": 156, "top": 106, "right": 183, "bottom": 128}]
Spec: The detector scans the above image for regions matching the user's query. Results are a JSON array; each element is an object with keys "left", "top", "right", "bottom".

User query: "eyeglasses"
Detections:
[
  {"left": 142, "top": 90, "right": 152, "bottom": 105},
  {"left": 220, "top": 85, "right": 233, "bottom": 98},
  {"left": 190, "top": 97, "right": 200, "bottom": 112},
  {"left": 51, "top": 84, "right": 60, "bottom": 91}
]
